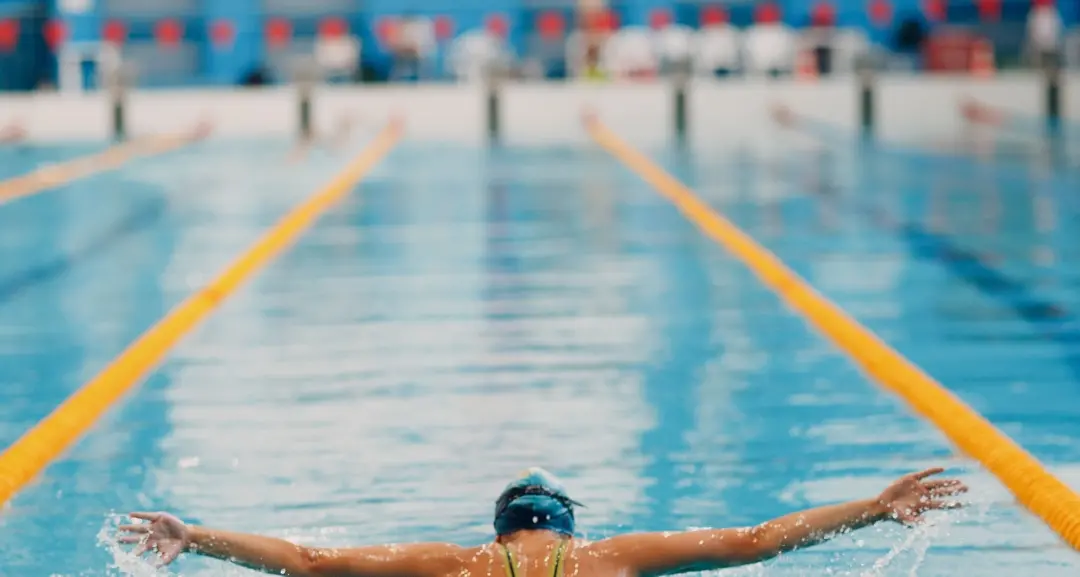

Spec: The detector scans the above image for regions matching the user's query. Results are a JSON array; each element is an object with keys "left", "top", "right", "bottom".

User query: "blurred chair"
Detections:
[
  {"left": 1025, "top": 0, "right": 1064, "bottom": 69},
  {"left": 602, "top": 26, "right": 659, "bottom": 79},
  {"left": 692, "top": 7, "right": 743, "bottom": 78},
  {"left": 314, "top": 19, "right": 360, "bottom": 83},
  {"left": 57, "top": 40, "right": 124, "bottom": 93},
  {"left": 565, "top": 6, "right": 619, "bottom": 80},
  {"left": 653, "top": 23, "right": 696, "bottom": 77},
  {"left": 647, "top": 9, "right": 694, "bottom": 78},
  {"left": 799, "top": 2, "right": 837, "bottom": 77},
  {"left": 826, "top": 29, "right": 871, "bottom": 75},
  {"left": 447, "top": 28, "right": 514, "bottom": 82},
  {"left": 389, "top": 16, "right": 437, "bottom": 82},
  {"left": 522, "top": 11, "right": 570, "bottom": 80},
  {"left": 741, "top": 3, "right": 796, "bottom": 78},
  {"left": 264, "top": 17, "right": 306, "bottom": 85}
]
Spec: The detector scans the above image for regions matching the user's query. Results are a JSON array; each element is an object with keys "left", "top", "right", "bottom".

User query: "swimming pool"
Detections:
[{"left": 0, "top": 122, "right": 1077, "bottom": 576}]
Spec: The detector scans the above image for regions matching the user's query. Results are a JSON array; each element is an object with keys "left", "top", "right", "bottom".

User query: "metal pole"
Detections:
[
  {"left": 294, "top": 56, "right": 318, "bottom": 143},
  {"left": 101, "top": 43, "right": 127, "bottom": 141}
]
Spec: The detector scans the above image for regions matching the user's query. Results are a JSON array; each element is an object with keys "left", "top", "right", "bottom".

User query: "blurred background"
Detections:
[{"left": 0, "top": 0, "right": 1076, "bottom": 91}]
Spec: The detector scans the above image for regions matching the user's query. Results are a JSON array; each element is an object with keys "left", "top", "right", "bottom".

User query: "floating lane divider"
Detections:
[
  {"left": 0, "top": 124, "right": 211, "bottom": 207},
  {"left": 0, "top": 119, "right": 403, "bottom": 508},
  {"left": 583, "top": 113, "right": 1080, "bottom": 550},
  {"left": 959, "top": 97, "right": 1080, "bottom": 139}
]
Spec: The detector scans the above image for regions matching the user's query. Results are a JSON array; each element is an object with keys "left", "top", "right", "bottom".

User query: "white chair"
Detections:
[
  {"left": 314, "top": 35, "right": 361, "bottom": 82},
  {"left": 741, "top": 23, "right": 797, "bottom": 77},
  {"left": 652, "top": 23, "right": 696, "bottom": 74},
  {"left": 447, "top": 29, "right": 514, "bottom": 82},
  {"left": 602, "top": 26, "right": 659, "bottom": 79},
  {"left": 692, "top": 25, "right": 744, "bottom": 77},
  {"left": 390, "top": 17, "right": 438, "bottom": 80}
]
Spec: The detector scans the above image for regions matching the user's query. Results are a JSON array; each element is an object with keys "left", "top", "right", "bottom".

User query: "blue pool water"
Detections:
[
  {"left": 0, "top": 126, "right": 1078, "bottom": 576},
  {"left": 0, "top": 143, "right": 104, "bottom": 182}
]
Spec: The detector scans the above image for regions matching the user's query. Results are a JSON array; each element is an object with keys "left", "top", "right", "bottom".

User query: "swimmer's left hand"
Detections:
[
  {"left": 117, "top": 511, "right": 190, "bottom": 566},
  {"left": 876, "top": 468, "right": 968, "bottom": 525}
]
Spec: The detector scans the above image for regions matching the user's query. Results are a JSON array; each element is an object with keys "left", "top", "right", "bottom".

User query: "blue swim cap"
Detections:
[{"left": 493, "top": 468, "right": 583, "bottom": 536}]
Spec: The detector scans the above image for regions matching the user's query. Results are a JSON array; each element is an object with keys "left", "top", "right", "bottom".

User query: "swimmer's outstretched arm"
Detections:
[
  {"left": 591, "top": 468, "right": 966, "bottom": 576},
  {"left": 118, "top": 511, "right": 462, "bottom": 576}
]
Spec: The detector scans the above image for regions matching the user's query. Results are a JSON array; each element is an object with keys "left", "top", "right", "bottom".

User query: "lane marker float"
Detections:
[
  {"left": 0, "top": 122, "right": 213, "bottom": 207},
  {"left": 584, "top": 113, "right": 1080, "bottom": 550},
  {"left": 0, "top": 119, "right": 403, "bottom": 508}
]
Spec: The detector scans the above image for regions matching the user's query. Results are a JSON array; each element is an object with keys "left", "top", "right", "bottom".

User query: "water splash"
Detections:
[
  {"left": 96, "top": 513, "right": 171, "bottom": 577},
  {"left": 859, "top": 512, "right": 953, "bottom": 577}
]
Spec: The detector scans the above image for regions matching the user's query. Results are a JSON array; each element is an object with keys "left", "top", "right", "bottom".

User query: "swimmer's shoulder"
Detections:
[
  {"left": 427, "top": 538, "right": 665, "bottom": 577},
  {"left": 564, "top": 538, "right": 643, "bottom": 576},
  {"left": 428, "top": 542, "right": 502, "bottom": 577}
]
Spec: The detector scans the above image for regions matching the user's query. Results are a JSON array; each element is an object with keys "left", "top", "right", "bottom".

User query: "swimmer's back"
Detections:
[{"left": 428, "top": 538, "right": 646, "bottom": 577}]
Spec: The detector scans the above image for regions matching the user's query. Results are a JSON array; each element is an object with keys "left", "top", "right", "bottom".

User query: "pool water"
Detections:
[{"left": 0, "top": 125, "right": 1078, "bottom": 576}]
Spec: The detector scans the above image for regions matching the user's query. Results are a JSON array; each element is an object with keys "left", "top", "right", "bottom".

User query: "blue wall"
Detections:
[
  {"left": 0, "top": 1, "right": 45, "bottom": 89},
  {"left": 1, "top": 0, "right": 1077, "bottom": 90}
]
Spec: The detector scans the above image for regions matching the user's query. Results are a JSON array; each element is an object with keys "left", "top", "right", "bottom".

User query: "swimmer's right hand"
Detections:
[
  {"left": 876, "top": 468, "right": 967, "bottom": 525},
  {"left": 118, "top": 511, "right": 191, "bottom": 566}
]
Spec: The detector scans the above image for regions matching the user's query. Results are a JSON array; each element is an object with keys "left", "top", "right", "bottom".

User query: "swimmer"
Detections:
[{"left": 117, "top": 466, "right": 966, "bottom": 575}]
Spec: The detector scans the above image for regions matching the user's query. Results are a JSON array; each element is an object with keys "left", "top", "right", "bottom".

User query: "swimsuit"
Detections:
[{"left": 499, "top": 540, "right": 568, "bottom": 577}]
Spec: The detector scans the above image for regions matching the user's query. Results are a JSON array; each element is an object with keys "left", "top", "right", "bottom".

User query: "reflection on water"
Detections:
[
  {"left": 0, "top": 140, "right": 355, "bottom": 576},
  {"left": 0, "top": 137, "right": 1078, "bottom": 576},
  {"left": 157, "top": 150, "right": 660, "bottom": 548}
]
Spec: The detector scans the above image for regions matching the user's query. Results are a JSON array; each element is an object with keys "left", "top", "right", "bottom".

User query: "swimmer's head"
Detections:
[{"left": 493, "top": 467, "right": 583, "bottom": 537}]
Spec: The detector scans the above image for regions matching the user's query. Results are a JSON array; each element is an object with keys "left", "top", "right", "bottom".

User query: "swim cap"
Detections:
[{"left": 493, "top": 467, "right": 583, "bottom": 536}]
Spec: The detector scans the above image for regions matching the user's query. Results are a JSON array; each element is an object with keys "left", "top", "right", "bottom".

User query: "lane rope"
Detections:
[
  {"left": 0, "top": 123, "right": 212, "bottom": 207},
  {"left": 584, "top": 113, "right": 1080, "bottom": 550},
  {"left": 0, "top": 119, "right": 404, "bottom": 508}
]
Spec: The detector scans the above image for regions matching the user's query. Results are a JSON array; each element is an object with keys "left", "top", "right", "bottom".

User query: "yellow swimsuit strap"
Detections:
[{"left": 500, "top": 540, "right": 568, "bottom": 577}]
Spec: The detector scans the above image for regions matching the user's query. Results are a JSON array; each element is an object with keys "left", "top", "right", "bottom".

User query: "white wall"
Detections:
[
  {"left": 1066, "top": 72, "right": 1080, "bottom": 123},
  {"left": 688, "top": 77, "right": 858, "bottom": 152},
  {"left": 123, "top": 84, "right": 486, "bottom": 143},
  {"left": 0, "top": 92, "right": 112, "bottom": 141},
  {"left": 127, "top": 87, "right": 295, "bottom": 138},
  {"left": 876, "top": 72, "right": 1043, "bottom": 141},
  {"left": 501, "top": 81, "right": 672, "bottom": 147},
  {"left": 316, "top": 84, "right": 486, "bottom": 144},
  {"left": 0, "top": 73, "right": 1063, "bottom": 146}
]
